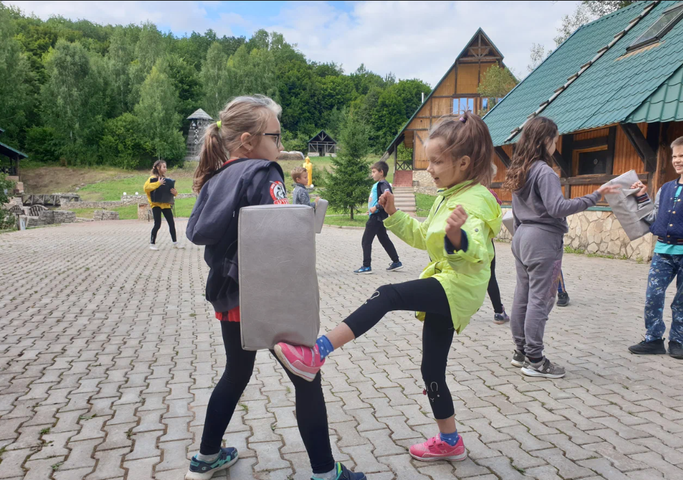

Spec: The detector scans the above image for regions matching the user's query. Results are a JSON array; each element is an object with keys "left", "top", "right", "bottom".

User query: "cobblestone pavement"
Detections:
[{"left": 1, "top": 220, "right": 683, "bottom": 480}]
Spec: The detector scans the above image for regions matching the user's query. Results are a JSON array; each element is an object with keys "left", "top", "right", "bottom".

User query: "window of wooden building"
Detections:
[
  {"left": 628, "top": 2, "right": 683, "bottom": 51},
  {"left": 577, "top": 149, "right": 611, "bottom": 175},
  {"left": 453, "top": 98, "right": 474, "bottom": 115}
]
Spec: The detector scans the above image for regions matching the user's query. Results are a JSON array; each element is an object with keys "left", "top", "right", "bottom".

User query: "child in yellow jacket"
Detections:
[
  {"left": 144, "top": 160, "right": 180, "bottom": 250},
  {"left": 275, "top": 112, "right": 502, "bottom": 463}
]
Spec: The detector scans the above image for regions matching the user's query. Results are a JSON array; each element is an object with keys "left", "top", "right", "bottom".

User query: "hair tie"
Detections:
[
  {"left": 216, "top": 120, "right": 222, "bottom": 129},
  {"left": 459, "top": 117, "right": 466, "bottom": 123}
]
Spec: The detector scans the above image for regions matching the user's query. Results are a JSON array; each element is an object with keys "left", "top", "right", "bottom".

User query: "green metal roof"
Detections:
[
  {"left": 0, "top": 141, "right": 27, "bottom": 160},
  {"left": 484, "top": 1, "right": 683, "bottom": 146},
  {"left": 628, "top": 62, "right": 683, "bottom": 122},
  {"left": 386, "top": 28, "right": 505, "bottom": 153}
]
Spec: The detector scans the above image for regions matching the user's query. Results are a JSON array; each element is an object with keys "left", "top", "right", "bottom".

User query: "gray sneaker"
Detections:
[
  {"left": 521, "top": 358, "right": 565, "bottom": 378},
  {"left": 511, "top": 350, "right": 526, "bottom": 367}
]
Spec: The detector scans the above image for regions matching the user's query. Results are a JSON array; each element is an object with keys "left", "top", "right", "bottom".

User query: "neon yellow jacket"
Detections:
[
  {"left": 384, "top": 181, "right": 502, "bottom": 333},
  {"left": 144, "top": 176, "right": 173, "bottom": 209}
]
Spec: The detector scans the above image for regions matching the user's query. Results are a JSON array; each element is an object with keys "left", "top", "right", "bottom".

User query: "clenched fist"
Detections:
[
  {"left": 445, "top": 205, "right": 468, "bottom": 250},
  {"left": 378, "top": 191, "right": 397, "bottom": 216}
]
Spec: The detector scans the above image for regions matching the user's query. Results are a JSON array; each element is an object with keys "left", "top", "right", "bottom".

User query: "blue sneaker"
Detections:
[
  {"left": 353, "top": 266, "right": 372, "bottom": 274},
  {"left": 185, "top": 447, "right": 238, "bottom": 480},
  {"left": 387, "top": 261, "right": 403, "bottom": 272},
  {"left": 312, "top": 462, "right": 366, "bottom": 480}
]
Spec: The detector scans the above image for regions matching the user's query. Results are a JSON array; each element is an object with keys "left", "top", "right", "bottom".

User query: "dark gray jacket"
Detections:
[
  {"left": 512, "top": 160, "right": 600, "bottom": 235},
  {"left": 292, "top": 183, "right": 315, "bottom": 208},
  {"left": 186, "top": 158, "right": 287, "bottom": 313}
]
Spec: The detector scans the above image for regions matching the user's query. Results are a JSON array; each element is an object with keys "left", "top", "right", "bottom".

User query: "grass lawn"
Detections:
[{"left": 416, "top": 193, "right": 437, "bottom": 217}]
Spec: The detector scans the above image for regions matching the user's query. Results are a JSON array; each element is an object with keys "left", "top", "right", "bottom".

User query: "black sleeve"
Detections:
[{"left": 376, "top": 181, "right": 391, "bottom": 211}]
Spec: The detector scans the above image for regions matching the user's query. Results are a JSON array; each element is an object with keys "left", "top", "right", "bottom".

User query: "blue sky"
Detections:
[{"left": 7, "top": 1, "right": 581, "bottom": 86}]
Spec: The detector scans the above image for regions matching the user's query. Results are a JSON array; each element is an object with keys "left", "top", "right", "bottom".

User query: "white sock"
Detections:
[
  {"left": 313, "top": 465, "right": 338, "bottom": 480},
  {"left": 196, "top": 451, "right": 220, "bottom": 463}
]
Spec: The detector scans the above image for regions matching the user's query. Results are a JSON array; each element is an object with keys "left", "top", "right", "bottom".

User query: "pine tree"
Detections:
[
  {"left": 200, "top": 42, "right": 229, "bottom": 118},
  {"left": 324, "top": 114, "right": 373, "bottom": 220}
]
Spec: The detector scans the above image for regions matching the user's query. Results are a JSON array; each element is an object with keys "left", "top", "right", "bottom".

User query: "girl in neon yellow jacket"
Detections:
[{"left": 275, "top": 112, "right": 502, "bottom": 463}]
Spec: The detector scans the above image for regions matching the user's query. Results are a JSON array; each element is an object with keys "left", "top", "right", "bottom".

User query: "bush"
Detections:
[
  {"left": 99, "top": 113, "right": 153, "bottom": 170},
  {"left": 283, "top": 131, "right": 309, "bottom": 153},
  {"left": 25, "top": 127, "right": 63, "bottom": 163}
]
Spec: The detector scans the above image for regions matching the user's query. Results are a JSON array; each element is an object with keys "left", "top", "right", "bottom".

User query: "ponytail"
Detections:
[{"left": 193, "top": 123, "right": 228, "bottom": 193}]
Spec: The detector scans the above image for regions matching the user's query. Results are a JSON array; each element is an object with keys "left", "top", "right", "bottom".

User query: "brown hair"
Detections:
[
  {"left": 193, "top": 95, "right": 282, "bottom": 192},
  {"left": 503, "top": 116, "right": 558, "bottom": 192},
  {"left": 671, "top": 136, "right": 683, "bottom": 149},
  {"left": 151, "top": 160, "right": 166, "bottom": 177},
  {"left": 291, "top": 167, "right": 307, "bottom": 182},
  {"left": 371, "top": 161, "right": 389, "bottom": 178},
  {"left": 426, "top": 111, "right": 494, "bottom": 187}
]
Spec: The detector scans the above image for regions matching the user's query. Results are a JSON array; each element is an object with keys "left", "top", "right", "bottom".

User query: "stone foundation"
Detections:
[
  {"left": 93, "top": 210, "right": 120, "bottom": 221},
  {"left": 496, "top": 207, "right": 655, "bottom": 261},
  {"left": 412, "top": 171, "right": 439, "bottom": 195}
]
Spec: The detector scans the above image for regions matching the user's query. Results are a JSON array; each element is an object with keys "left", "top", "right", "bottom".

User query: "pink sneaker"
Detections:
[
  {"left": 274, "top": 342, "right": 325, "bottom": 382},
  {"left": 409, "top": 435, "right": 467, "bottom": 462}
]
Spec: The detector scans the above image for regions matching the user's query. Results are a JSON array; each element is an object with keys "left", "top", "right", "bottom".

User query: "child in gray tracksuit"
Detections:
[
  {"left": 504, "top": 117, "right": 617, "bottom": 379},
  {"left": 291, "top": 167, "right": 316, "bottom": 208}
]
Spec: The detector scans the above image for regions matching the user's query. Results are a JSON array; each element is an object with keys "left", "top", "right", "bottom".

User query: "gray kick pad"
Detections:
[{"left": 238, "top": 204, "right": 320, "bottom": 350}]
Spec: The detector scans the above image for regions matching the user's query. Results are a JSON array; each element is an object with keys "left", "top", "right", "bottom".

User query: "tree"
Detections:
[
  {"left": 129, "top": 22, "right": 166, "bottom": 106},
  {"left": 0, "top": 4, "right": 34, "bottom": 147},
  {"left": 0, "top": 173, "right": 17, "bottom": 229},
  {"left": 106, "top": 27, "right": 135, "bottom": 117},
  {"left": 372, "top": 79, "right": 431, "bottom": 153},
  {"left": 200, "top": 42, "right": 230, "bottom": 118},
  {"left": 555, "top": 1, "right": 635, "bottom": 46},
  {"left": 527, "top": 43, "right": 550, "bottom": 73},
  {"left": 477, "top": 65, "right": 518, "bottom": 114},
  {"left": 156, "top": 53, "right": 201, "bottom": 119},
  {"left": 323, "top": 114, "right": 373, "bottom": 219},
  {"left": 134, "top": 66, "right": 185, "bottom": 162},
  {"left": 41, "top": 39, "right": 106, "bottom": 163}
]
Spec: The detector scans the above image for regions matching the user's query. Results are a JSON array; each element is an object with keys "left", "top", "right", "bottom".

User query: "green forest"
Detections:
[{"left": 0, "top": 2, "right": 431, "bottom": 169}]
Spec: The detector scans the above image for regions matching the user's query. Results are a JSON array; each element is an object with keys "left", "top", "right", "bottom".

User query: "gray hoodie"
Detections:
[{"left": 512, "top": 160, "right": 601, "bottom": 235}]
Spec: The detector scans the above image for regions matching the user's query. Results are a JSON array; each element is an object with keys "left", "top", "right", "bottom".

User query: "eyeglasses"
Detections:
[{"left": 263, "top": 133, "right": 282, "bottom": 147}]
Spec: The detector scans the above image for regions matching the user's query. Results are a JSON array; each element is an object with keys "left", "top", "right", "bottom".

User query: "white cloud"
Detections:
[
  {"left": 6, "top": 1, "right": 580, "bottom": 85},
  {"left": 267, "top": 1, "right": 581, "bottom": 85},
  {"left": 4, "top": 1, "right": 245, "bottom": 37}
]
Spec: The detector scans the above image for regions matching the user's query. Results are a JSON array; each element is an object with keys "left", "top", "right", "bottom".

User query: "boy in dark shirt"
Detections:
[{"left": 354, "top": 161, "right": 403, "bottom": 274}]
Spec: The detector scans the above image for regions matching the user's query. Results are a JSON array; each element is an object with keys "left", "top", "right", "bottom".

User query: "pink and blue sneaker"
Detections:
[
  {"left": 274, "top": 342, "right": 325, "bottom": 382},
  {"left": 185, "top": 447, "right": 238, "bottom": 479},
  {"left": 409, "top": 435, "right": 467, "bottom": 462}
]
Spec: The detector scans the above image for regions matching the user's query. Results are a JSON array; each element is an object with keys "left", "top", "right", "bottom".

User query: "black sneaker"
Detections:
[
  {"left": 186, "top": 447, "right": 238, "bottom": 480},
  {"left": 669, "top": 341, "right": 683, "bottom": 359},
  {"left": 511, "top": 350, "right": 526, "bottom": 367},
  {"left": 521, "top": 358, "right": 565, "bottom": 378},
  {"left": 628, "top": 339, "right": 666, "bottom": 355},
  {"left": 311, "top": 462, "right": 366, "bottom": 480},
  {"left": 556, "top": 292, "right": 570, "bottom": 307},
  {"left": 387, "top": 261, "right": 404, "bottom": 272}
]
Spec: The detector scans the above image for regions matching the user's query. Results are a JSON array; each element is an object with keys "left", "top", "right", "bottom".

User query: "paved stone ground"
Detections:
[{"left": 1, "top": 220, "right": 683, "bottom": 480}]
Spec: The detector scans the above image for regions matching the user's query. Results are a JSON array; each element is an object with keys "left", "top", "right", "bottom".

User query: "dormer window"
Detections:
[{"left": 628, "top": 2, "right": 683, "bottom": 51}]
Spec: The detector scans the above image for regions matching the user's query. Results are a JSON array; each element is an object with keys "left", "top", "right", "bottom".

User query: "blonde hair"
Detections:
[
  {"left": 193, "top": 95, "right": 282, "bottom": 192},
  {"left": 291, "top": 167, "right": 307, "bottom": 183},
  {"left": 426, "top": 112, "right": 494, "bottom": 187}
]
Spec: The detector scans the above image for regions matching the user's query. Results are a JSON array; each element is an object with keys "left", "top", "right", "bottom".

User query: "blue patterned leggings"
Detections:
[{"left": 644, "top": 253, "right": 683, "bottom": 343}]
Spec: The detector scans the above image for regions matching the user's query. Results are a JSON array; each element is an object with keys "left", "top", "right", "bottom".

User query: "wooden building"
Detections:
[
  {"left": 483, "top": 0, "right": 683, "bottom": 260},
  {"left": 385, "top": 28, "right": 507, "bottom": 187},
  {"left": 308, "top": 130, "right": 337, "bottom": 156},
  {"left": 0, "top": 128, "right": 28, "bottom": 194}
]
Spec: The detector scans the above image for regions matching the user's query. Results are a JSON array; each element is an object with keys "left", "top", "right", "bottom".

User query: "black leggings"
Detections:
[
  {"left": 343, "top": 278, "right": 456, "bottom": 419},
  {"left": 200, "top": 321, "right": 334, "bottom": 474},
  {"left": 487, "top": 243, "right": 504, "bottom": 314},
  {"left": 151, "top": 207, "right": 176, "bottom": 244},
  {"left": 362, "top": 216, "right": 399, "bottom": 267}
]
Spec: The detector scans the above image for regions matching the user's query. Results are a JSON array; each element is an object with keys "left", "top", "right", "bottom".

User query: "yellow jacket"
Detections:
[
  {"left": 144, "top": 176, "right": 173, "bottom": 209},
  {"left": 384, "top": 181, "right": 502, "bottom": 333}
]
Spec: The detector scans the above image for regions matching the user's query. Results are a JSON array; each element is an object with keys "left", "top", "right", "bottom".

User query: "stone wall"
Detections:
[
  {"left": 412, "top": 171, "right": 439, "bottom": 195},
  {"left": 93, "top": 210, "right": 120, "bottom": 221},
  {"left": 39, "top": 210, "right": 77, "bottom": 225},
  {"left": 496, "top": 207, "right": 656, "bottom": 261}
]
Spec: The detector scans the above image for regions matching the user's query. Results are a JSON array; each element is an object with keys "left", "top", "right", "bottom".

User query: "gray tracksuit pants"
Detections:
[{"left": 510, "top": 225, "right": 564, "bottom": 359}]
